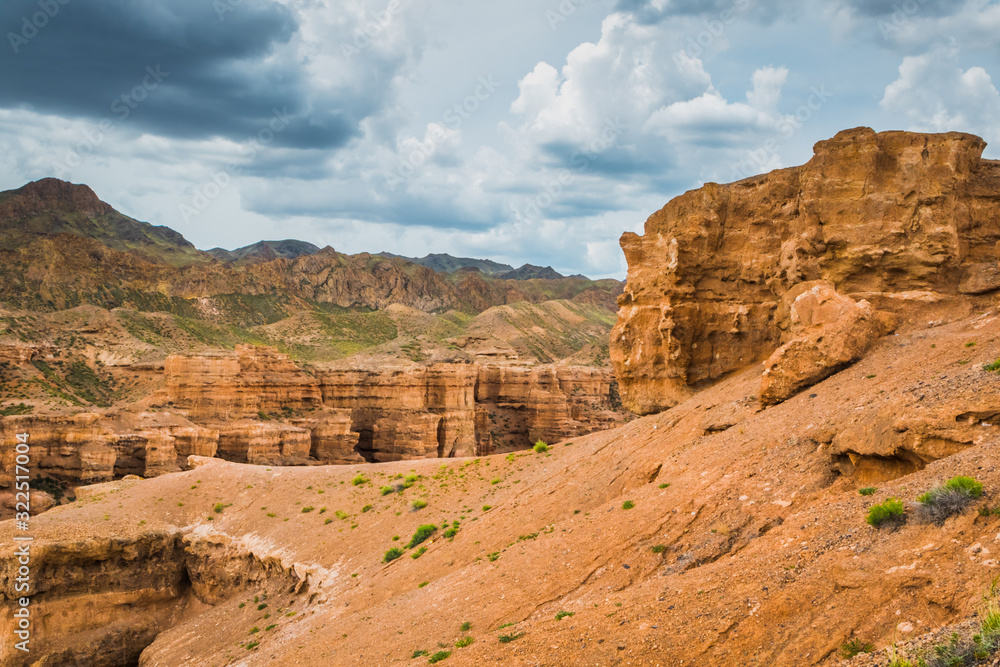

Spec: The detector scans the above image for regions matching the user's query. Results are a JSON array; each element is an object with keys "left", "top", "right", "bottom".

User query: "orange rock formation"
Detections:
[{"left": 612, "top": 128, "right": 1000, "bottom": 414}]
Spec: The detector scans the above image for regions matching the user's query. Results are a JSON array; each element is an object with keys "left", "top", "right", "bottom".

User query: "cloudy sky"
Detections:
[{"left": 2, "top": 0, "right": 999, "bottom": 278}]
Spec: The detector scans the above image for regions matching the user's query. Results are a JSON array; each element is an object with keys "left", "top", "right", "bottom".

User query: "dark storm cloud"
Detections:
[{"left": 0, "top": 0, "right": 368, "bottom": 149}]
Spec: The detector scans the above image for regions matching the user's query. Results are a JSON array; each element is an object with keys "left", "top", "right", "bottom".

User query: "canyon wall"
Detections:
[
  {"left": 611, "top": 128, "right": 1000, "bottom": 414},
  {"left": 1, "top": 347, "right": 625, "bottom": 486}
]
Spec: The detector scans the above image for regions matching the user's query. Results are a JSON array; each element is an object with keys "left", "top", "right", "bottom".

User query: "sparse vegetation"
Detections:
[
  {"left": 867, "top": 497, "right": 905, "bottom": 528},
  {"left": 918, "top": 476, "right": 983, "bottom": 524},
  {"left": 984, "top": 359, "right": 1000, "bottom": 372},
  {"left": 428, "top": 650, "right": 451, "bottom": 663},
  {"left": 380, "top": 485, "right": 394, "bottom": 496},
  {"left": 533, "top": 440, "right": 550, "bottom": 453},
  {"left": 859, "top": 487, "right": 878, "bottom": 496},
  {"left": 407, "top": 524, "right": 437, "bottom": 549},
  {"left": 555, "top": 610, "right": 574, "bottom": 620},
  {"left": 301, "top": 506, "right": 315, "bottom": 513},
  {"left": 455, "top": 636, "right": 474, "bottom": 648},
  {"left": 488, "top": 552, "right": 500, "bottom": 562},
  {"left": 840, "top": 638, "right": 874, "bottom": 659},
  {"left": 658, "top": 483, "right": 670, "bottom": 489},
  {"left": 383, "top": 547, "right": 405, "bottom": 563},
  {"left": 498, "top": 632, "right": 524, "bottom": 643},
  {"left": 651, "top": 544, "right": 667, "bottom": 554},
  {"left": 411, "top": 499, "right": 428, "bottom": 510},
  {"left": 411, "top": 547, "right": 427, "bottom": 559},
  {"left": 352, "top": 474, "right": 369, "bottom": 486},
  {"left": 622, "top": 500, "right": 635, "bottom": 510},
  {"left": 460, "top": 621, "right": 471, "bottom": 632}
]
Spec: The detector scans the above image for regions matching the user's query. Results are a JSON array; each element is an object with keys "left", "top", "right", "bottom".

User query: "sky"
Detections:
[{"left": 1, "top": 0, "right": 999, "bottom": 279}]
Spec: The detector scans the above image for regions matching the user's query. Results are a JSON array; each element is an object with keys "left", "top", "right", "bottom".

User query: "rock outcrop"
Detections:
[
  {"left": 759, "top": 284, "right": 898, "bottom": 405},
  {"left": 163, "top": 345, "right": 322, "bottom": 420},
  {"left": 612, "top": 128, "right": 1000, "bottom": 414}
]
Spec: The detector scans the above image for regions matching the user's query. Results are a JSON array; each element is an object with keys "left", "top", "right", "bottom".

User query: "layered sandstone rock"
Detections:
[
  {"left": 612, "top": 128, "right": 1000, "bottom": 414},
  {"left": 216, "top": 423, "right": 311, "bottom": 466},
  {"left": 163, "top": 345, "right": 322, "bottom": 419}
]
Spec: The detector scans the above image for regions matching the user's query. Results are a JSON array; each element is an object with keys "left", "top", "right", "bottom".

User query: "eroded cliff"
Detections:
[{"left": 612, "top": 128, "right": 1000, "bottom": 414}]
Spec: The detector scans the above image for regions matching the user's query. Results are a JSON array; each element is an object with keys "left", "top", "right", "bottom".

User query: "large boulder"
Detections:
[{"left": 759, "top": 286, "right": 897, "bottom": 405}]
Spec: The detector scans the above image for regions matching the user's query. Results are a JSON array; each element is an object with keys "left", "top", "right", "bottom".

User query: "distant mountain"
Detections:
[
  {"left": 0, "top": 178, "right": 206, "bottom": 265},
  {"left": 0, "top": 179, "right": 623, "bottom": 323},
  {"left": 208, "top": 240, "right": 322, "bottom": 264},
  {"left": 380, "top": 252, "right": 515, "bottom": 276},
  {"left": 497, "top": 264, "right": 566, "bottom": 280}
]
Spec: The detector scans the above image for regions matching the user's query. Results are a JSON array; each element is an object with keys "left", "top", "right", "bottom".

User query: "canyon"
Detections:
[{"left": 1, "top": 129, "right": 999, "bottom": 666}]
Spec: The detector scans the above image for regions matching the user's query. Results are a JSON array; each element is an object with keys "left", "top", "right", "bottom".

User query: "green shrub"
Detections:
[
  {"left": 257, "top": 411, "right": 270, "bottom": 421},
  {"left": 248, "top": 626, "right": 260, "bottom": 634},
  {"left": 840, "top": 638, "right": 874, "bottom": 659},
  {"left": 985, "top": 359, "right": 1000, "bottom": 372},
  {"left": 428, "top": 650, "right": 451, "bottom": 663},
  {"left": 455, "top": 636, "right": 474, "bottom": 648},
  {"left": 482, "top": 505, "right": 492, "bottom": 511},
  {"left": 213, "top": 502, "right": 226, "bottom": 514},
  {"left": 246, "top": 641, "right": 260, "bottom": 650},
  {"left": 459, "top": 621, "right": 471, "bottom": 632},
  {"left": 418, "top": 581, "right": 429, "bottom": 588},
  {"left": 651, "top": 544, "right": 667, "bottom": 554},
  {"left": 301, "top": 506, "right": 314, "bottom": 513},
  {"left": 622, "top": 500, "right": 635, "bottom": 510},
  {"left": 352, "top": 474, "right": 369, "bottom": 486},
  {"left": 403, "top": 474, "right": 419, "bottom": 489},
  {"left": 917, "top": 476, "right": 983, "bottom": 523},
  {"left": 867, "top": 497, "right": 905, "bottom": 527},
  {"left": 658, "top": 483, "right": 670, "bottom": 489},
  {"left": 411, "top": 547, "right": 427, "bottom": 559},
  {"left": 380, "top": 486, "right": 393, "bottom": 496},
  {"left": 533, "top": 440, "right": 549, "bottom": 453},
  {"left": 362, "top": 504, "right": 373, "bottom": 513},
  {"left": 412, "top": 499, "right": 428, "bottom": 510},
  {"left": 488, "top": 552, "right": 500, "bottom": 562},
  {"left": 324, "top": 518, "right": 332, "bottom": 525},
  {"left": 412, "top": 649, "right": 429, "bottom": 658},
  {"left": 383, "top": 547, "right": 404, "bottom": 563},
  {"left": 858, "top": 487, "right": 877, "bottom": 496},
  {"left": 498, "top": 632, "right": 524, "bottom": 643},
  {"left": 555, "top": 610, "right": 574, "bottom": 620},
  {"left": 407, "top": 524, "right": 437, "bottom": 549}
]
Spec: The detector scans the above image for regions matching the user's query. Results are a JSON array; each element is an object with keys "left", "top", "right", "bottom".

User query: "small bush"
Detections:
[
  {"left": 555, "top": 610, "right": 574, "bottom": 620},
  {"left": 867, "top": 497, "right": 905, "bottom": 527},
  {"left": 383, "top": 547, "right": 405, "bottom": 563},
  {"left": 651, "top": 544, "right": 667, "bottom": 554},
  {"left": 362, "top": 504, "right": 373, "bottom": 513},
  {"left": 301, "top": 506, "right": 314, "bottom": 513},
  {"left": 533, "top": 441, "right": 550, "bottom": 453},
  {"left": 407, "top": 524, "right": 437, "bottom": 549},
  {"left": 352, "top": 474, "right": 369, "bottom": 486},
  {"left": 498, "top": 632, "right": 524, "bottom": 643},
  {"left": 622, "top": 500, "right": 635, "bottom": 510},
  {"left": 840, "top": 638, "right": 874, "bottom": 659},
  {"left": 213, "top": 502, "right": 227, "bottom": 514},
  {"left": 984, "top": 359, "right": 1000, "bottom": 372},
  {"left": 455, "top": 636, "right": 474, "bottom": 648},
  {"left": 411, "top": 547, "right": 427, "bottom": 559},
  {"left": 412, "top": 499, "right": 428, "bottom": 510},
  {"left": 412, "top": 649, "right": 429, "bottom": 658},
  {"left": 403, "top": 474, "right": 419, "bottom": 489},
  {"left": 858, "top": 487, "right": 877, "bottom": 496},
  {"left": 257, "top": 603, "right": 267, "bottom": 611},
  {"left": 658, "top": 483, "right": 670, "bottom": 489},
  {"left": 246, "top": 641, "right": 260, "bottom": 650},
  {"left": 380, "top": 486, "right": 393, "bottom": 496},
  {"left": 482, "top": 505, "right": 492, "bottom": 511},
  {"left": 418, "top": 581, "right": 429, "bottom": 588},
  {"left": 428, "top": 650, "right": 451, "bottom": 663},
  {"left": 917, "top": 476, "right": 983, "bottom": 523},
  {"left": 324, "top": 518, "right": 332, "bottom": 525}
]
